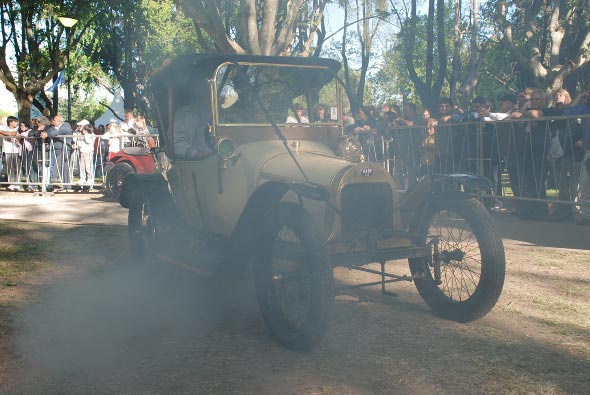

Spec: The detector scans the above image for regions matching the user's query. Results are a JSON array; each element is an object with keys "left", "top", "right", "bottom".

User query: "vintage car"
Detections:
[
  {"left": 105, "top": 148, "right": 157, "bottom": 200},
  {"left": 119, "top": 54, "right": 505, "bottom": 350}
]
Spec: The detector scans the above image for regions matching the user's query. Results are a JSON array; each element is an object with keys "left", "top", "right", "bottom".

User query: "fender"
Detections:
[
  {"left": 110, "top": 150, "right": 156, "bottom": 174},
  {"left": 228, "top": 180, "right": 308, "bottom": 268},
  {"left": 397, "top": 173, "right": 492, "bottom": 223},
  {"left": 119, "top": 173, "right": 169, "bottom": 208}
]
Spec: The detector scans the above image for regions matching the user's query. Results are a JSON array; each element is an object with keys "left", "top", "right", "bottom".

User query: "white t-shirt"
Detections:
[{"left": 1, "top": 125, "right": 20, "bottom": 154}]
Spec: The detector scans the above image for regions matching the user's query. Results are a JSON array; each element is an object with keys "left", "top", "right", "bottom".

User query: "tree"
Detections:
[
  {"left": 0, "top": 1, "right": 104, "bottom": 122},
  {"left": 338, "top": 0, "right": 390, "bottom": 109},
  {"left": 175, "top": 0, "right": 330, "bottom": 56},
  {"left": 388, "top": 0, "right": 448, "bottom": 111},
  {"left": 92, "top": 0, "right": 199, "bottom": 117},
  {"left": 493, "top": 0, "right": 590, "bottom": 96}
]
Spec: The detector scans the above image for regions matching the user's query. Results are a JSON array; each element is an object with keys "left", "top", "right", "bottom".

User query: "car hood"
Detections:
[{"left": 257, "top": 143, "right": 354, "bottom": 187}]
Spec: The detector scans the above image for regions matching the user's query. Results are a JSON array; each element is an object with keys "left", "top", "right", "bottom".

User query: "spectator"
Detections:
[
  {"left": 480, "top": 93, "right": 519, "bottom": 200},
  {"left": 434, "top": 98, "right": 463, "bottom": 173},
  {"left": 28, "top": 116, "right": 52, "bottom": 191},
  {"left": 286, "top": 103, "right": 309, "bottom": 124},
  {"left": 546, "top": 88, "right": 576, "bottom": 220},
  {"left": 0, "top": 116, "right": 21, "bottom": 190},
  {"left": 74, "top": 121, "right": 96, "bottom": 191},
  {"left": 18, "top": 121, "right": 38, "bottom": 191},
  {"left": 563, "top": 87, "right": 590, "bottom": 224},
  {"left": 391, "top": 102, "right": 423, "bottom": 187},
  {"left": 517, "top": 88, "right": 533, "bottom": 111},
  {"left": 312, "top": 103, "right": 331, "bottom": 123},
  {"left": 47, "top": 114, "right": 73, "bottom": 189},
  {"left": 342, "top": 110, "right": 355, "bottom": 132},
  {"left": 103, "top": 121, "right": 127, "bottom": 160},
  {"left": 133, "top": 115, "right": 156, "bottom": 148},
  {"left": 464, "top": 97, "right": 500, "bottom": 189},
  {"left": 120, "top": 110, "right": 136, "bottom": 132},
  {"left": 354, "top": 106, "right": 379, "bottom": 161},
  {"left": 511, "top": 89, "right": 550, "bottom": 219}
]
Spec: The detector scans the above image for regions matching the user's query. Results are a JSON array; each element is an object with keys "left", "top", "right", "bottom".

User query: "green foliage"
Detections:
[
  {"left": 87, "top": 0, "right": 200, "bottom": 116},
  {"left": 0, "top": 109, "right": 13, "bottom": 118},
  {"left": 72, "top": 91, "right": 109, "bottom": 122}
]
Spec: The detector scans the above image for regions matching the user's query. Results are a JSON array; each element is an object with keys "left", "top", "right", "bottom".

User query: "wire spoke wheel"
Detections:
[
  {"left": 255, "top": 203, "right": 333, "bottom": 350},
  {"left": 268, "top": 225, "right": 314, "bottom": 329},
  {"left": 409, "top": 197, "right": 505, "bottom": 322},
  {"left": 430, "top": 210, "right": 483, "bottom": 301}
]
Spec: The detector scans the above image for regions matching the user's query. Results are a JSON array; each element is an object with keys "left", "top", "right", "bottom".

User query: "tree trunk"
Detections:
[{"left": 16, "top": 90, "right": 34, "bottom": 124}]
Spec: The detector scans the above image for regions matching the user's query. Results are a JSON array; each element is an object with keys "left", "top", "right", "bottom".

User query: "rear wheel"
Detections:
[
  {"left": 128, "top": 193, "right": 157, "bottom": 262},
  {"left": 409, "top": 196, "right": 505, "bottom": 322},
  {"left": 127, "top": 184, "right": 175, "bottom": 264},
  {"left": 106, "top": 162, "right": 135, "bottom": 200},
  {"left": 255, "top": 203, "right": 333, "bottom": 350}
]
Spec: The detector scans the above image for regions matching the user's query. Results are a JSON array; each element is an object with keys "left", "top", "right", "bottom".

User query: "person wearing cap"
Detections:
[
  {"left": 74, "top": 121, "right": 96, "bottom": 191},
  {"left": 47, "top": 114, "right": 73, "bottom": 189}
]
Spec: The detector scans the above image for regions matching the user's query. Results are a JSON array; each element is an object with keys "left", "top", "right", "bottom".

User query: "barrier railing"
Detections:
[
  {"left": 381, "top": 114, "right": 590, "bottom": 216},
  {"left": 0, "top": 134, "right": 160, "bottom": 192},
  {"left": 2, "top": 118, "right": 588, "bottom": 217}
]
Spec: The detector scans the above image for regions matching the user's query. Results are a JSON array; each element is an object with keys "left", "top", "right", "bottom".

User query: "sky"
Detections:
[{"left": 0, "top": 83, "right": 17, "bottom": 114}]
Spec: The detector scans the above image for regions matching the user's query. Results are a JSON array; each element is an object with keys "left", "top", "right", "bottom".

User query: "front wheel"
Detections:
[
  {"left": 409, "top": 196, "right": 505, "bottom": 322},
  {"left": 255, "top": 202, "right": 333, "bottom": 350}
]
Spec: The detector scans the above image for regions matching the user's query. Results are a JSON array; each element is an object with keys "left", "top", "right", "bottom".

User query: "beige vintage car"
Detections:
[{"left": 119, "top": 54, "right": 505, "bottom": 350}]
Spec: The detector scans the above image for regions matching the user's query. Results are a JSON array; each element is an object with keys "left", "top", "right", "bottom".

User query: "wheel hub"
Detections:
[{"left": 438, "top": 248, "right": 464, "bottom": 263}]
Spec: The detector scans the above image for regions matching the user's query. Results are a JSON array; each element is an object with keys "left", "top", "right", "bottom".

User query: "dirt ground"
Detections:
[{"left": 0, "top": 194, "right": 588, "bottom": 394}]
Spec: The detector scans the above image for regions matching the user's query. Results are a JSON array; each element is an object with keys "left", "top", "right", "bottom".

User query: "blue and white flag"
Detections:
[{"left": 46, "top": 70, "right": 65, "bottom": 93}]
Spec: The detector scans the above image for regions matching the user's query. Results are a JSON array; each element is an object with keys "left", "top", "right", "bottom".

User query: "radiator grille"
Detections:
[{"left": 340, "top": 183, "right": 394, "bottom": 236}]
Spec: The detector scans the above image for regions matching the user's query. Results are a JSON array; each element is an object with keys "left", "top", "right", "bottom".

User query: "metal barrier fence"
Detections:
[
  {"left": 0, "top": 133, "right": 159, "bottom": 192},
  {"left": 2, "top": 118, "right": 588, "bottom": 218},
  {"left": 378, "top": 114, "right": 590, "bottom": 218}
]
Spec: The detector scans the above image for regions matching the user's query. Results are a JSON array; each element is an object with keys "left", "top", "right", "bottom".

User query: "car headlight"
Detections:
[{"left": 216, "top": 137, "right": 237, "bottom": 159}]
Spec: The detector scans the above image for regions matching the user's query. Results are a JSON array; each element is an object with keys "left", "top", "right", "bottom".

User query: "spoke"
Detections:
[{"left": 429, "top": 208, "right": 483, "bottom": 301}]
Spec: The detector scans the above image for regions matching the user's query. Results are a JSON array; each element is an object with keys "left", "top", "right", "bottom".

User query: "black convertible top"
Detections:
[
  {"left": 149, "top": 53, "right": 342, "bottom": 153},
  {"left": 150, "top": 53, "right": 341, "bottom": 90}
]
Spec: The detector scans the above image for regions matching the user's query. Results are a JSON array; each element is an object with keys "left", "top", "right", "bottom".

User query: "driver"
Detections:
[
  {"left": 173, "top": 84, "right": 240, "bottom": 160},
  {"left": 173, "top": 102, "right": 213, "bottom": 160}
]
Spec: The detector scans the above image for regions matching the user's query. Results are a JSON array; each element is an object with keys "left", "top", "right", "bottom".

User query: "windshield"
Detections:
[{"left": 214, "top": 62, "right": 342, "bottom": 126}]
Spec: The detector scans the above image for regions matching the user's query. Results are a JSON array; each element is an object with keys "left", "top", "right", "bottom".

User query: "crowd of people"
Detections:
[
  {"left": 0, "top": 110, "right": 155, "bottom": 192},
  {"left": 308, "top": 87, "right": 589, "bottom": 223},
  {"left": 2, "top": 88, "right": 590, "bottom": 224}
]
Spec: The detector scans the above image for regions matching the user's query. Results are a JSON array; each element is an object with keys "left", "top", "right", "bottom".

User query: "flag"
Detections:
[{"left": 46, "top": 70, "right": 65, "bottom": 93}]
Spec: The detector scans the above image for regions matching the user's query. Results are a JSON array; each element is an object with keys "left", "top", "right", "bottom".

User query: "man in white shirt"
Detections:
[
  {"left": 0, "top": 116, "right": 21, "bottom": 190},
  {"left": 120, "top": 110, "right": 136, "bottom": 133}
]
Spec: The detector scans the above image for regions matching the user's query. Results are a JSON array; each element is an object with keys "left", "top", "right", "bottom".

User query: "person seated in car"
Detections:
[{"left": 173, "top": 103, "right": 213, "bottom": 160}]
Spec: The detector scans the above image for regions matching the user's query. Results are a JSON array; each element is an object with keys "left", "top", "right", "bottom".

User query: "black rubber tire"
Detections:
[
  {"left": 128, "top": 192, "right": 157, "bottom": 263},
  {"left": 106, "top": 162, "right": 135, "bottom": 200},
  {"left": 409, "top": 196, "right": 505, "bottom": 322},
  {"left": 254, "top": 202, "right": 333, "bottom": 350},
  {"left": 127, "top": 183, "right": 176, "bottom": 265}
]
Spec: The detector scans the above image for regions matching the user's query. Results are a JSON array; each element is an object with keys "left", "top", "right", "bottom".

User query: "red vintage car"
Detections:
[{"left": 104, "top": 146, "right": 157, "bottom": 199}]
